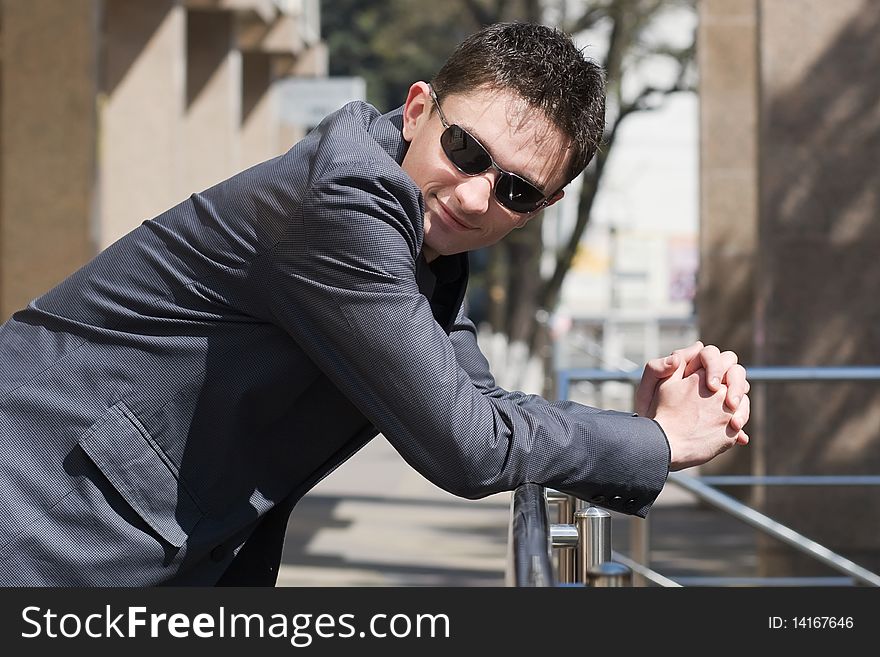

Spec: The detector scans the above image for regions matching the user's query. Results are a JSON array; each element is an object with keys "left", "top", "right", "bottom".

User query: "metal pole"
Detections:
[
  {"left": 550, "top": 523, "right": 578, "bottom": 548},
  {"left": 574, "top": 505, "right": 611, "bottom": 584},
  {"left": 587, "top": 561, "right": 632, "bottom": 587},
  {"left": 668, "top": 472, "right": 880, "bottom": 587},
  {"left": 629, "top": 516, "right": 649, "bottom": 587},
  {"left": 628, "top": 383, "right": 649, "bottom": 586},
  {"left": 508, "top": 484, "right": 555, "bottom": 586},
  {"left": 546, "top": 490, "right": 577, "bottom": 584},
  {"left": 612, "top": 550, "right": 682, "bottom": 587}
]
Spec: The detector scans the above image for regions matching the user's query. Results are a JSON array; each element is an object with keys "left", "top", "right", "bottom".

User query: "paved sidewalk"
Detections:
[
  {"left": 277, "top": 436, "right": 511, "bottom": 586},
  {"left": 277, "top": 436, "right": 762, "bottom": 587}
]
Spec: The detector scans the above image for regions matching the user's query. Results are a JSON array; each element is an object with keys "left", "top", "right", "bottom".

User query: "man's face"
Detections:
[{"left": 401, "top": 82, "right": 570, "bottom": 261}]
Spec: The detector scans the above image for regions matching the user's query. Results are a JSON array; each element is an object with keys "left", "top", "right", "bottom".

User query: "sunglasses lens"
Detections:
[
  {"left": 440, "top": 123, "right": 546, "bottom": 213},
  {"left": 441, "top": 125, "right": 493, "bottom": 174},
  {"left": 494, "top": 173, "right": 545, "bottom": 213}
]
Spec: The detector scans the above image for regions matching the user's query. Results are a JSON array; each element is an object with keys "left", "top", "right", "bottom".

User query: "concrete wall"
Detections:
[
  {"left": 0, "top": 0, "right": 324, "bottom": 318},
  {"left": 0, "top": 0, "right": 99, "bottom": 317},
  {"left": 756, "top": 0, "right": 880, "bottom": 576},
  {"left": 101, "top": 0, "right": 186, "bottom": 248},
  {"left": 696, "top": 0, "right": 759, "bottom": 481},
  {"left": 184, "top": 8, "right": 239, "bottom": 196},
  {"left": 699, "top": 0, "right": 880, "bottom": 576}
]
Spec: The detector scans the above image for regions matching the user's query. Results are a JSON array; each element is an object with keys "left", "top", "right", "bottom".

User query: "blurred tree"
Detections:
[
  {"left": 321, "top": 0, "right": 696, "bottom": 391},
  {"left": 322, "top": 0, "right": 476, "bottom": 111}
]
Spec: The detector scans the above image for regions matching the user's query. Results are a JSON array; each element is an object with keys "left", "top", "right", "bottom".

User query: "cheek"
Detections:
[
  {"left": 483, "top": 215, "right": 518, "bottom": 244},
  {"left": 402, "top": 136, "right": 440, "bottom": 189},
  {"left": 495, "top": 209, "right": 529, "bottom": 234},
  {"left": 411, "top": 152, "right": 451, "bottom": 191}
]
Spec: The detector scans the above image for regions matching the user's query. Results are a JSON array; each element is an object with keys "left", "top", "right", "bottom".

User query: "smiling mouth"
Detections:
[{"left": 436, "top": 202, "right": 474, "bottom": 230}]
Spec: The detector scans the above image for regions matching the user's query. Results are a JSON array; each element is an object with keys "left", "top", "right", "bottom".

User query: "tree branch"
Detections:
[
  {"left": 529, "top": 75, "right": 688, "bottom": 352},
  {"left": 566, "top": 3, "right": 612, "bottom": 33}
]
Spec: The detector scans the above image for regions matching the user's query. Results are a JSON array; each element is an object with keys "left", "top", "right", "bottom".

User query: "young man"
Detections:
[{"left": 0, "top": 23, "right": 748, "bottom": 585}]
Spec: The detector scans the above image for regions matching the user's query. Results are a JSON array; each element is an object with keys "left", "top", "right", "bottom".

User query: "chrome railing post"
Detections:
[
  {"left": 546, "top": 489, "right": 577, "bottom": 584},
  {"left": 549, "top": 366, "right": 880, "bottom": 586},
  {"left": 548, "top": 491, "right": 639, "bottom": 586},
  {"left": 587, "top": 561, "right": 633, "bottom": 587},
  {"left": 629, "top": 516, "right": 649, "bottom": 587},
  {"left": 629, "top": 383, "right": 650, "bottom": 587},
  {"left": 574, "top": 505, "right": 611, "bottom": 584}
]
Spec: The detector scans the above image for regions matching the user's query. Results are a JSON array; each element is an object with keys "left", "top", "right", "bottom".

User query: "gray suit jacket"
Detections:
[{"left": 0, "top": 102, "right": 670, "bottom": 586}]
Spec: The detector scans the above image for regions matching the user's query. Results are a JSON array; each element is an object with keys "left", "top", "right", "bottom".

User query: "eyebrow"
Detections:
[{"left": 456, "top": 120, "right": 549, "bottom": 194}]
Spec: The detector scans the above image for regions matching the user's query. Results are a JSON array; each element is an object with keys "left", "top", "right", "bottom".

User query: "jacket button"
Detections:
[
  {"left": 611, "top": 495, "right": 623, "bottom": 505},
  {"left": 592, "top": 495, "right": 606, "bottom": 504},
  {"left": 210, "top": 545, "right": 227, "bottom": 562},
  {"left": 625, "top": 498, "right": 638, "bottom": 509}
]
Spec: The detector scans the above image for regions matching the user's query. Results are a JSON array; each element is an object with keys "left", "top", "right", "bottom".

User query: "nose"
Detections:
[{"left": 453, "top": 173, "right": 495, "bottom": 215}]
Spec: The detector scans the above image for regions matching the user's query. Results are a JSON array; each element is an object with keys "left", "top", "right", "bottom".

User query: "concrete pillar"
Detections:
[
  {"left": 755, "top": 0, "right": 880, "bottom": 577},
  {"left": 0, "top": 0, "right": 99, "bottom": 319},
  {"left": 696, "top": 0, "right": 759, "bottom": 480},
  {"left": 184, "top": 9, "right": 240, "bottom": 194},
  {"left": 99, "top": 0, "right": 185, "bottom": 249},
  {"left": 700, "top": 0, "right": 880, "bottom": 576}
]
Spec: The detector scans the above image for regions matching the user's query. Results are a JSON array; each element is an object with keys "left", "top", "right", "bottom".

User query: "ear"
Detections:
[{"left": 402, "top": 81, "right": 433, "bottom": 143}]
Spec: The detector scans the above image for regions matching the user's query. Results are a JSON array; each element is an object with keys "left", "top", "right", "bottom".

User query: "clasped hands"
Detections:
[{"left": 636, "top": 342, "right": 750, "bottom": 471}]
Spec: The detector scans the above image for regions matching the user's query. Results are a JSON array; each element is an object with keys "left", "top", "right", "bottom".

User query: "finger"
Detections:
[
  {"left": 735, "top": 429, "right": 749, "bottom": 446},
  {"left": 635, "top": 353, "right": 683, "bottom": 415},
  {"left": 683, "top": 343, "right": 720, "bottom": 378},
  {"left": 728, "top": 393, "right": 750, "bottom": 432},
  {"left": 674, "top": 341, "right": 704, "bottom": 365},
  {"left": 686, "top": 345, "right": 733, "bottom": 388},
  {"left": 705, "top": 349, "right": 738, "bottom": 392},
  {"left": 720, "top": 423, "right": 739, "bottom": 452},
  {"left": 672, "top": 342, "right": 705, "bottom": 378},
  {"left": 646, "top": 353, "right": 682, "bottom": 378},
  {"left": 723, "top": 363, "right": 749, "bottom": 410}
]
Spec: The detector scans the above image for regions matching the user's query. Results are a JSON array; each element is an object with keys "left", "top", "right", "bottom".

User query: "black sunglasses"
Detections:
[{"left": 429, "top": 86, "right": 551, "bottom": 214}]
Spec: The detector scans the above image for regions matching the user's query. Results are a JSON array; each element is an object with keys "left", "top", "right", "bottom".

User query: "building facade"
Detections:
[{"left": 0, "top": 0, "right": 325, "bottom": 319}]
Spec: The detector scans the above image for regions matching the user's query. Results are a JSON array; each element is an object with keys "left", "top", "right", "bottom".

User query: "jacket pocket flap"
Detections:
[{"left": 78, "top": 401, "right": 203, "bottom": 547}]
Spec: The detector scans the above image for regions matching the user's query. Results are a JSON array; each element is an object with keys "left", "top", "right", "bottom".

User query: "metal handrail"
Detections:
[
  {"left": 667, "top": 472, "right": 880, "bottom": 587},
  {"left": 668, "top": 472, "right": 880, "bottom": 586},
  {"left": 610, "top": 550, "right": 681, "bottom": 587},
  {"left": 556, "top": 365, "right": 880, "bottom": 401},
  {"left": 550, "top": 365, "right": 880, "bottom": 586},
  {"left": 506, "top": 483, "right": 555, "bottom": 586},
  {"left": 508, "top": 485, "right": 638, "bottom": 586},
  {"left": 697, "top": 475, "right": 880, "bottom": 486}
]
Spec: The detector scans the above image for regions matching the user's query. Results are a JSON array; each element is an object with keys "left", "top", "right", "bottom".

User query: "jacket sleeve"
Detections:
[
  {"left": 260, "top": 163, "right": 670, "bottom": 517},
  {"left": 446, "top": 307, "right": 670, "bottom": 515}
]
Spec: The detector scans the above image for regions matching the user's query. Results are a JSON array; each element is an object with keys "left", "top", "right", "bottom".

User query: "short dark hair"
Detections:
[{"left": 431, "top": 22, "right": 606, "bottom": 185}]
